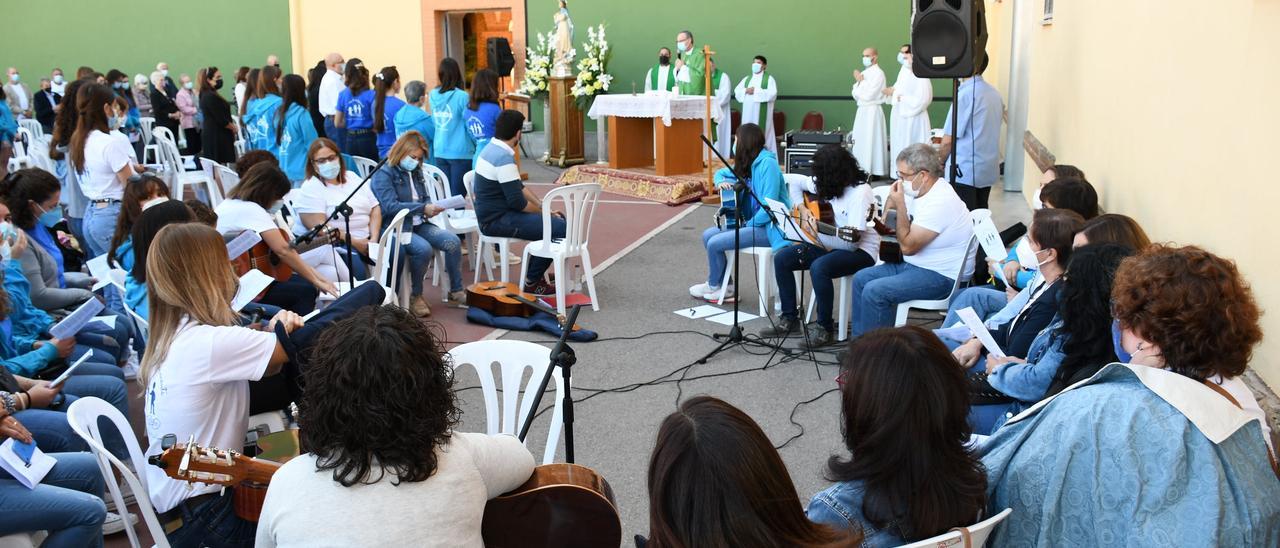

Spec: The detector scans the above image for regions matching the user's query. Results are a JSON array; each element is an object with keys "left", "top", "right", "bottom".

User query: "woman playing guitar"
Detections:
[
  {"left": 217, "top": 162, "right": 338, "bottom": 314},
  {"left": 758, "top": 145, "right": 881, "bottom": 348}
]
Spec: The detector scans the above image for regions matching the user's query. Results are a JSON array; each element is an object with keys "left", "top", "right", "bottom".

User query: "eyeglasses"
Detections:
[{"left": 835, "top": 370, "right": 848, "bottom": 388}]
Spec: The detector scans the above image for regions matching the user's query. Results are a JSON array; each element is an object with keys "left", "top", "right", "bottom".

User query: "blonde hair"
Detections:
[
  {"left": 138, "top": 223, "right": 241, "bottom": 387},
  {"left": 386, "top": 131, "right": 428, "bottom": 168}
]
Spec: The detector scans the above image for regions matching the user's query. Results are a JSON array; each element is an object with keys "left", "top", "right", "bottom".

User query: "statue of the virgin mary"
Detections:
[{"left": 551, "top": 0, "right": 575, "bottom": 77}]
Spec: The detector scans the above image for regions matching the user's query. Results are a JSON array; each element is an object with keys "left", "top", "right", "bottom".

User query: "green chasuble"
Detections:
[
  {"left": 753, "top": 71, "right": 771, "bottom": 127},
  {"left": 649, "top": 64, "right": 676, "bottom": 91},
  {"left": 677, "top": 50, "right": 706, "bottom": 96}
]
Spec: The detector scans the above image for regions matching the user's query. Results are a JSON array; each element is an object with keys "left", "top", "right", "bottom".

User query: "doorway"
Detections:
[{"left": 441, "top": 9, "right": 513, "bottom": 85}]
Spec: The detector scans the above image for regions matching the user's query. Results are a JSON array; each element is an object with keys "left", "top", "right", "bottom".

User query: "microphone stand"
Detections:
[
  {"left": 517, "top": 304, "right": 582, "bottom": 463},
  {"left": 296, "top": 156, "right": 389, "bottom": 290},
  {"left": 695, "top": 135, "right": 787, "bottom": 365}
]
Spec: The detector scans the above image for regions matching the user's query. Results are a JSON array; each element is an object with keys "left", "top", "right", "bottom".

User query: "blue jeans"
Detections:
[
  {"left": 324, "top": 115, "right": 345, "bottom": 152},
  {"left": 403, "top": 222, "right": 462, "bottom": 296},
  {"left": 701, "top": 225, "right": 769, "bottom": 286},
  {"left": 16, "top": 371, "right": 130, "bottom": 460},
  {"left": 166, "top": 490, "right": 256, "bottom": 548},
  {"left": 0, "top": 452, "right": 106, "bottom": 548},
  {"left": 333, "top": 244, "right": 369, "bottom": 280},
  {"left": 345, "top": 129, "right": 377, "bottom": 161},
  {"left": 66, "top": 217, "right": 85, "bottom": 248},
  {"left": 433, "top": 157, "right": 472, "bottom": 199},
  {"left": 850, "top": 261, "right": 955, "bottom": 338},
  {"left": 773, "top": 244, "right": 875, "bottom": 331},
  {"left": 943, "top": 286, "right": 1007, "bottom": 328},
  {"left": 481, "top": 212, "right": 567, "bottom": 285},
  {"left": 81, "top": 202, "right": 120, "bottom": 258}
]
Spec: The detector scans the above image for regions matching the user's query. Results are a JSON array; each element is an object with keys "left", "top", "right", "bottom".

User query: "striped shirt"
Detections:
[{"left": 472, "top": 139, "right": 525, "bottom": 226}]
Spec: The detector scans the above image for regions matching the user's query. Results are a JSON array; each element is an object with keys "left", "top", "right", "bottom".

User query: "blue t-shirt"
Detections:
[
  {"left": 244, "top": 93, "right": 283, "bottom": 154},
  {"left": 337, "top": 88, "right": 376, "bottom": 130},
  {"left": 428, "top": 88, "right": 473, "bottom": 160},
  {"left": 464, "top": 101, "right": 501, "bottom": 167},
  {"left": 376, "top": 95, "right": 407, "bottom": 158},
  {"left": 279, "top": 103, "right": 319, "bottom": 182}
]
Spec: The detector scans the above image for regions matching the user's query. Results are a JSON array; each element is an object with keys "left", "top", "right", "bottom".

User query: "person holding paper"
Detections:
[
  {"left": 216, "top": 163, "right": 338, "bottom": 314},
  {"left": 293, "top": 138, "right": 380, "bottom": 281},
  {"left": 849, "top": 144, "right": 973, "bottom": 339},
  {"left": 687, "top": 124, "right": 789, "bottom": 303},
  {"left": 3, "top": 358, "right": 131, "bottom": 461},
  {"left": 758, "top": 146, "right": 879, "bottom": 347},
  {"left": 0, "top": 410, "right": 111, "bottom": 545}
]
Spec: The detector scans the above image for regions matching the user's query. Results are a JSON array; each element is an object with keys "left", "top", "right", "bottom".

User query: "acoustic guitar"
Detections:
[
  {"left": 151, "top": 437, "right": 622, "bottom": 547},
  {"left": 231, "top": 227, "right": 341, "bottom": 282},
  {"left": 465, "top": 282, "right": 584, "bottom": 330},
  {"left": 790, "top": 192, "right": 866, "bottom": 248}
]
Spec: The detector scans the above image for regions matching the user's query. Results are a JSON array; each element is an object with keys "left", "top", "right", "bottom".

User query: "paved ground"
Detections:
[{"left": 110, "top": 151, "right": 1030, "bottom": 546}]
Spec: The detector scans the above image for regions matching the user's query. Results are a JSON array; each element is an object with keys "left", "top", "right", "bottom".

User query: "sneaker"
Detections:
[
  {"left": 445, "top": 290, "right": 468, "bottom": 308},
  {"left": 688, "top": 282, "right": 714, "bottom": 297},
  {"left": 491, "top": 250, "right": 521, "bottom": 266},
  {"left": 103, "top": 489, "right": 137, "bottom": 514},
  {"left": 759, "top": 316, "right": 802, "bottom": 338},
  {"left": 461, "top": 245, "right": 469, "bottom": 256},
  {"left": 102, "top": 511, "right": 139, "bottom": 535},
  {"left": 524, "top": 279, "right": 557, "bottom": 297},
  {"left": 801, "top": 322, "right": 836, "bottom": 349},
  {"left": 410, "top": 296, "right": 432, "bottom": 317},
  {"left": 702, "top": 284, "right": 735, "bottom": 303}
]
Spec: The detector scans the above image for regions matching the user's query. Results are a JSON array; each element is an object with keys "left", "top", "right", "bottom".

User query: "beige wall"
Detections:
[
  {"left": 289, "top": 0, "right": 427, "bottom": 84},
  {"left": 987, "top": 0, "right": 1280, "bottom": 388}
]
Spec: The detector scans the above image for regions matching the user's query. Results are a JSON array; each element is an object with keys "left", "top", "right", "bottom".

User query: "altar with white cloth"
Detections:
[{"left": 587, "top": 93, "right": 720, "bottom": 176}]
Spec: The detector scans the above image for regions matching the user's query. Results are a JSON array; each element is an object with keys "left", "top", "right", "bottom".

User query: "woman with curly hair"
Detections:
[
  {"left": 758, "top": 144, "right": 879, "bottom": 347},
  {"left": 979, "top": 244, "right": 1280, "bottom": 545},
  {"left": 255, "top": 305, "right": 535, "bottom": 546}
]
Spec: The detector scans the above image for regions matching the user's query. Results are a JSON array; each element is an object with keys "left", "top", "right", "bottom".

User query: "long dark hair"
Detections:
[
  {"left": 227, "top": 163, "right": 291, "bottom": 208},
  {"left": 300, "top": 305, "right": 459, "bottom": 486},
  {"left": 199, "top": 66, "right": 220, "bottom": 98},
  {"left": 239, "top": 68, "right": 260, "bottom": 116},
  {"left": 0, "top": 168, "right": 62, "bottom": 230},
  {"left": 49, "top": 78, "right": 86, "bottom": 160},
  {"left": 130, "top": 200, "right": 194, "bottom": 283},
  {"left": 109, "top": 174, "right": 170, "bottom": 268},
  {"left": 829, "top": 326, "right": 987, "bottom": 541},
  {"left": 276, "top": 74, "right": 308, "bottom": 145},
  {"left": 69, "top": 83, "right": 116, "bottom": 173},
  {"left": 647, "top": 396, "right": 854, "bottom": 548},
  {"left": 307, "top": 60, "right": 325, "bottom": 118},
  {"left": 437, "top": 57, "right": 463, "bottom": 93},
  {"left": 732, "top": 123, "right": 766, "bottom": 181},
  {"left": 468, "top": 68, "right": 499, "bottom": 110},
  {"left": 810, "top": 144, "right": 866, "bottom": 201},
  {"left": 372, "top": 66, "right": 399, "bottom": 134},
  {"left": 344, "top": 58, "right": 369, "bottom": 94},
  {"left": 256, "top": 65, "right": 281, "bottom": 99},
  {"left": 1045, "top": 243, "right": 1135, "bottom": 395}
]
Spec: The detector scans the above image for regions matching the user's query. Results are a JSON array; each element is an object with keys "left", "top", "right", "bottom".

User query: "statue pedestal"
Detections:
[{"left": 547, "top": 76, "right": 585, "bottom": 168}]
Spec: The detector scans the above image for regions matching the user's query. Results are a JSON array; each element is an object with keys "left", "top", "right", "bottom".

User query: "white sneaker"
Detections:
[
  {"left": 103, "top": 489, "right": 137, "bottom": 514},
  {"left": 689, "top": 282, "right": 714, "bottom": 297},
  {"left": 102, "top": 511, "right": 139, "bottom": 535},
  {"left": 703, "top": 284, "right": 735, "bottom": 303}
]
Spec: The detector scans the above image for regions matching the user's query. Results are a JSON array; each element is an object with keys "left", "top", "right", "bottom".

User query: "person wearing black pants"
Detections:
[{"left": 768, "top": 244, "right": 876, "bottom": 347}]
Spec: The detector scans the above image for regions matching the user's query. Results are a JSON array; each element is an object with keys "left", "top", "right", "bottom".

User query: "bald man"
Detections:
[
  {"left": 4, "top": 68, "right": 32, "bottom": 119},
  {"left": 318, "top": 52, "right": 346, "bottom": 147},
  {"left": 850, "top": 47, "right": 888, "bottom": 177},
  {"left": 267, "top": 54, "right": 280, "bottom": 68}
]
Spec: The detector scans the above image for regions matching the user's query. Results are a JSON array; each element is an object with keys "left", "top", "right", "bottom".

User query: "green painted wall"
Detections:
[
  {"left": 4, "top": 0, "right": 292, "bottom": 102},
  {"left": 526, "top": 0, "right": 953, "bottom": 132}
]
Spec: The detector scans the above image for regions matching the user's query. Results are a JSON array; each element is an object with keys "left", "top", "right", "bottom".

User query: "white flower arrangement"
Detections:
[
  {"left": 517, "top": 32, "right": 555, "bottom": 98},
  {"left": 569, "top": 24, "right": 611, "bottom": 110}
]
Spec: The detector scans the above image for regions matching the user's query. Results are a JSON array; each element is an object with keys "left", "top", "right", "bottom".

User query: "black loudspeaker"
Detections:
[
  {"left": 487, "top": 37, "right": 516, "bottom": 77},
  {"left": 911, "top": 0, "right": 988, "bottom": 78}
]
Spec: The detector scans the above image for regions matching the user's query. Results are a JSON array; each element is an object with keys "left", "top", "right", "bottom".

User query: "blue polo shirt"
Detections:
[
  {"left": 943, "top": 75, "right": 1004, "bottom": 189},
  {"left": 337, "top": 88, "right": 376, "bottom": 130},
  {"left": 376, "top": 95, "right": 407, "bottom": 158}
]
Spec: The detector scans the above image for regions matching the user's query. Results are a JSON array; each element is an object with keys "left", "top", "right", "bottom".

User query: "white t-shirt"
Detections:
[
  {"left": 903, "top": 180, "right": 974, "bottom": 279},
  {"left": 142, "top": 319, "right": 276, "bottom": 513},
  {"left": 292, "top": 173, "right": 379, "bottom": 240},
  {"left": 216, "top": 198, "right": 279, "bottom": 237},
  {"left": 256, "top": 432, "right": 535, "bottom": 548},
  {"left": 793, "top": 179, "right": 882, "bottom": 258},
  {"left": 79, "top": 130, "right": 135, "bottom": 200}
]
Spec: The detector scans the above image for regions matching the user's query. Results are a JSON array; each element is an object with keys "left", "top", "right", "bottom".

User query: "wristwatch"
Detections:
[{"left": 51, "top": 392, "right": 66, "bottom": 408}]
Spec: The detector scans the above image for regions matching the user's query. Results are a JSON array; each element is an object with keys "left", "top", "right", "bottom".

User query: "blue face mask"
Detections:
[
  {"left": 1111, "top": 320, "right": 1132, "bottom": 363},
  {"left": 399, "top": 156, "right": 420, "bottom": 172},
  {"left": 897, "top": 52, "right": 908, "bottom": 65},
  {"left": 0, "top": 222, "right": 16, "bottom": 242},
  {"left": 751, "top": 63, "right": 762, "bottom": 75},
  {"left": 316, "top": 159, "right": 341, "bottom": 180},
  {"left": 267, "top": 200, "right": 285, "bottom": 215},
  {"left": 36, "top": 204, "right": 62, "bottom": 228},
  {"left": 108, "top": 115, "right": 122, "bottom": 130}
]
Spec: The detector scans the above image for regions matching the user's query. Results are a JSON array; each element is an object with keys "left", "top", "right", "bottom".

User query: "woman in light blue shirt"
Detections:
[
  {"left": 276, "top": 74, "right": 318, "bottom": 184},
  {"left": 244, "top": 65, "right": 283, "bottom": 155},
  {"left": 428, "top": 58, "right": 473, "bottom": 198}
]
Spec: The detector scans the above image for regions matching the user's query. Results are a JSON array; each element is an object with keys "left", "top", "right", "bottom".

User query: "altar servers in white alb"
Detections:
[
  {"left": 850, "top": 47, "right": 889, "bottom": 177},
  {"left": 709, "top": 58, "right": 732, "bottom": 160},
  {"left": 885, "top": 44, "right": 932, "bottom": 178},
  {"left": 735, "top": 55, "right": 778, "bottom": 152}
]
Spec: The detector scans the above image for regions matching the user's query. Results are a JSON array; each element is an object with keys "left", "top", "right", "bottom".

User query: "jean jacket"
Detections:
[{"left": 806, "top": 479, "right": 907, "bottom": 547}]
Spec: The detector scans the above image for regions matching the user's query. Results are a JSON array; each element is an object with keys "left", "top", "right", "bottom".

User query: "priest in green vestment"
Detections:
[{"left": 673, "top": 30, "right": 706, "bottom": 96}]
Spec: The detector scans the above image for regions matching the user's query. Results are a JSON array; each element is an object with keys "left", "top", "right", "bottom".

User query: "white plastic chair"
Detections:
[
  {"left": 895, "top": 508, "right": 1012, "bottom": 548},
  {"left": 23, "top": 136, "right": 54, "bottom": 174},
  {"left": 18, "top": 119, "right": 43, "bottom": 141},
  {"left": 717, "top": 246, "right": 777, "bottom": 317},
  {"left": 468, "top": 171, "right": 521, "bottom": 285},
  {"left": 7, "top": 128, "right": 33, "bottom": 171},
  {"left": 893, "top": 233, "right": 979, "bottom": 327},
  {"left": 214, "top": 163, "right": 240, "bottom": 195},
  {"left": 805, "top": 274, "right": 855, "bottom": 341},
  {"left": 65, "top": 397, "right": 172, "bottom": 548},
  {"left": 0, "top": 532, "right": 46, "bottom": 547},
  {"left": 448, "top": 340, "right": 564, "bottom": 465},
  {"left": 138, "top": 117, "right": 160, "bottom": 164},
  {"left": 518, "top": 183, "right": 602, "bottom": 316},
  {"left": 349, "top": 155, "right": 378, "bottom": 179},
  {"left": 153, "top": 127, "right": 220, "bottom": 206},
  {"left": 420, "top": 164, "right": 479, "bottom": 299},
  {"left": 372, "top": 209, "right": 413, "bottom": 307}
]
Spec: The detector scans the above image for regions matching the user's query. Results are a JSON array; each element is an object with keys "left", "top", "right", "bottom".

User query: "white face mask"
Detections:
[
  {"left": 1015, "top": 238, "right": 1051, "bottom": 270},
  {"left": 1032, "top": 188, "right": 1044, "bottom": 210},
  {"left": 861, "top": 56, "right": 872, "bottom": 67},
  {"left": 902, "top": 173, "right": 925, "bottom": 198},
  {"left": 161, "top": 69, "right": 169, "bottom": 77}
]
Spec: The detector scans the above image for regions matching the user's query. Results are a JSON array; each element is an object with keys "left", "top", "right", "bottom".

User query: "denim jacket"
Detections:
[
  {"left": 984, "top": 316, "right": 1068, "bottom": 431},
  {"left": 806, "top": 480, "right": 906, "bottom": 548},
  {"left": 370, "top": 164, "right": 431, "bottom": 233}
]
